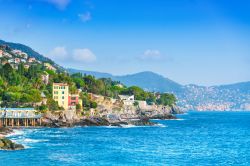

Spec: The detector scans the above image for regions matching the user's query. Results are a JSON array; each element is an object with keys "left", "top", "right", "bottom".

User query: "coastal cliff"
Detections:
[{"left": 41, "top": 94, "right": 181, "bottom": 127}]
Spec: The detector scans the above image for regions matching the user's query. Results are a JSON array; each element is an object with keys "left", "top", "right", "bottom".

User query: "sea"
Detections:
[{"left": 1, "top": 111, "right": 250, "bottom": 166}]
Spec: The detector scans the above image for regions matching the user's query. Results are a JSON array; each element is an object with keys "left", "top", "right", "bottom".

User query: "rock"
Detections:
[
  {"left": 128, "top": 118, "right": 156, "bottom": 126},
  {"left": 0, "top": 127, "right": 13, "bottom": 136},
  {"left": 149, "top": 114, "right": 177, "bottom": 120},
  {"left": 0, "top": 137, "right": 24, "bottom": 150},
  {"left": 42, "top": 110, "right": 80, "bottom": 127},
  {"left": 77, "top": 117, "right": 111, "bottom": 126},
  {"left": 170, "top": 105, "right": 184, "bottom": 114}
]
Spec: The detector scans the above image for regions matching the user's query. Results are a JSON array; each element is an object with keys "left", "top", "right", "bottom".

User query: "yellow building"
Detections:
[{"left": 53, "top": 83, "right": 69, "bottom": 110}]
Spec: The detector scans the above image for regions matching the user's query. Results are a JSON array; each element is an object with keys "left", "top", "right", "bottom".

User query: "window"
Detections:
[
  {"left": 54, "top": 91, "right": 58, "bottom": 94},
  {"left": 62, "top": 96, "right": 64, "bottom": 99},
  {"left": 62, "top": 91, "right": 64, "bottom": 94},
  {"left": 54, "top": 86, "right": 58, "bottom": 89},
  {"left": 54, "top": 96, "right": 58, "bottom": 100}
]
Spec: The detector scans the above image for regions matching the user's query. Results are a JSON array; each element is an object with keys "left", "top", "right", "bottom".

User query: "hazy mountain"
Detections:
[
  {"left": 68, "top": 68, "right": 113, "bottom": 79},
  {"left": 68, "top": 69, "right": 183, "bottom": 93},
  {"left": 68, "top": 68, "right": 250, "bottom": 111},
  {"left": 113, "top": 71, "right": 183, "bottom": 93}
]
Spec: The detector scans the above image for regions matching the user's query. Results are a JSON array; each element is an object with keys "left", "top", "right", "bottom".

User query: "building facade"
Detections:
[
  {"left": 53, "top": 83, "right": 69, "bottom": 110},
  {"left": 0, "top": 108, "right": 42, "bottom": 127}
]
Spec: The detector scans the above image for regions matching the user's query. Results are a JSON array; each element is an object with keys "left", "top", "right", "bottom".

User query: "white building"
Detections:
[{"left": 118, "top": 95, "right": 135, "bottom": 106}]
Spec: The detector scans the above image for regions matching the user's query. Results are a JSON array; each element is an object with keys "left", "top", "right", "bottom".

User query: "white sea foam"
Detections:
[
  {"left": 6, "top": 129, "right": 25, "bottom": 137},
  {"left": 22, "top": 138, "right": 48, "bottom": 143},
  {"left": 104, "top": 125, "right": 120, "bottom": 128},
  {"left": 151, "top": 118, "right": 185, "bottom": 121},
  {"left": 120, "top": 124, "right": 137, "bottom": 128},
  {"left": 175, "top": 119, "right": 185, "bottom": 121},
  {"left": 156, "top": 123, "right": 167, "bottom": 128}
]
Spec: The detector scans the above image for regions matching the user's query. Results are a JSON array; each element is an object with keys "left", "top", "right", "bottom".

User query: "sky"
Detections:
[{"left": 0, "top": 0, "right": 249, "bottom": 86}]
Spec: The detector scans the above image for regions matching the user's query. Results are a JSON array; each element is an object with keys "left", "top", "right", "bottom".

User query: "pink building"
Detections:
[{"left": 68, "top": 94, "right": 79, "bottom": 106}]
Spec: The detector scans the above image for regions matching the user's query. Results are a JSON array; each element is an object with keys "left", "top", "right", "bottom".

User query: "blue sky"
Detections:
[{"left": 0, "top": 0, "right": 249, "bottom": 86}]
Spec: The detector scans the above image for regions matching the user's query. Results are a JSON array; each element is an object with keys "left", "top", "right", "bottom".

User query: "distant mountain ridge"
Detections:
[
  {"left": 68, "top": 68, "right": 250, "bottom": 111},
  {"left": 68, "top": 69, "right": 183, "bottom": 93}
]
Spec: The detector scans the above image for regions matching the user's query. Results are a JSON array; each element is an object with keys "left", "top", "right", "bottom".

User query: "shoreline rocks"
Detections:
[
  {"left": 148, "top": 114, "right": 177, "bottom": 120},
  {"left": 0, "top": 127, "right": 14, "bottom": 136},
  {"left": 0, "top": 137, "right": 24, "bottom": 150},
  {"left": 0, "top": 127, "right": 24, "bottom": 151}
]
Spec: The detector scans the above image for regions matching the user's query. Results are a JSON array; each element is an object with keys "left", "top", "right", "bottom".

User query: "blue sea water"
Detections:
[{"left": 1, "top": 111, "right": 250, "bottom": 166}]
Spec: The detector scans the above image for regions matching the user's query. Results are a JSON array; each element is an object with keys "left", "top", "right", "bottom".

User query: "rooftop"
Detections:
[
  {"left": 53, "top": 83, "right": 68, "bottom": 86},
  {"left": 0, "top": 108, "right": 35, "bottom": 111}
]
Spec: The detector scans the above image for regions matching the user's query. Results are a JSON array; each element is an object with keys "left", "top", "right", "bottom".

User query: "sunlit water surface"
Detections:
[{"left": 1, "top": 111, "right": 250, "bottom": 166}]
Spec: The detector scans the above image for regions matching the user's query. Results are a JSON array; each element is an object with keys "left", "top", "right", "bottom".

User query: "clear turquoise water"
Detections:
[{"left": 1, "top": 111, "right": 250, "bottom": 166}]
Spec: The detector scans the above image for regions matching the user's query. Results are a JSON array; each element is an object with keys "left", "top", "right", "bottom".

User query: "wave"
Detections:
[
  {"left": 6, "top": 129, "right": 25, "bottom": 137},
  {"left": 22, "top": 138, "right": 48, "bottom": 143},
  {"left": 174, "top": 119, "right": 185, "bottom": 121},
  {"left": 153, "top": 118, "right": 185, "bottom": 121},
  {"left": 155, "top": 123, "right": 167, "bottom": 128},
  {"left": 103, "top": 125, "right": 120, "bottom": 128}
]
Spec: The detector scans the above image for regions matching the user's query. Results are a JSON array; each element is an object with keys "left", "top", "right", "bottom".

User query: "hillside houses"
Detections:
[
  {"left": 44, "top": 62, "right": 56, "bottom": 71},
  {"left": 0, "top": 46, "right": 57, "bottom": 73},
  {"left": 11, "top": 49, "right": 28, "bottom": 59}
]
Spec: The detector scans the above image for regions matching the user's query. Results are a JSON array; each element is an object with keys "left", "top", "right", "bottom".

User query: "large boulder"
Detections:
[
  {"left": 77, "top": 117, "right": 111, "bottom": 126},
  {"left": 149, "top": 114, "right": 177, "bottom": 120},
  {"left": 0, "top": 138, "right": 24, "bottom": 150},
  {"left": 128, "top": 118, "right": 156, "bottom": 126},
  {"left": 0, "top": 127, "right": 13, "bottom": 136}
]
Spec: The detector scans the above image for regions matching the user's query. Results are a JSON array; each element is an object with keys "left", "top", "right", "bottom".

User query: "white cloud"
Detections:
[
  {"left": 44, "top": 0, "right": 71, "bottom": 9},
  {"left": 48, "top": 47, "right": 96, "bottom": 64},
  {"left": 78, "top": 12, "right": 92, "bottom": 22},
  {"left": 140, "top": 49, "right": 162, "bottom": 60},
  {"left": 49, "top": 46, "right": 68, "bottom": 60},
  {"left": 73, "top": 48, "right": 96, "bottom": 63}
]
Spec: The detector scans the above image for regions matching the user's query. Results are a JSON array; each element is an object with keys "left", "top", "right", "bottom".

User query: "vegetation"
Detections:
[{"left": 0, "top": 45, "right": 177, "bottom": 112}]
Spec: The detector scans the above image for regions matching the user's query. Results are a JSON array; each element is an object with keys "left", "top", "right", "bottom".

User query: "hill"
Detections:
[
  {"left": 68, "top": 69, "right": 183, "bottom": 93},
  {"left": 0, "top": 39, "right": 64, "bottom": 71},
  {"left": 0, "top": 40, "right": 51, "bottom": 62},
  {"left": 68, "top": 68, "right": 250, "bottom": 111}
]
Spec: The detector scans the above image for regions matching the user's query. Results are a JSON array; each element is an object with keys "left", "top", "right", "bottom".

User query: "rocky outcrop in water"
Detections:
[
  {"left": 149, "top": 114, "right": 177, "bottom": 120},
  {"left": 42, "top": 111, "right": 157, "bottom": 127},
  {"left": 0, "top": 137, "right": 24, "bottom": 150},
  {"left": 0, "top": 127, "right": 14, "bottom": 136},
  {"left": 42, "top": 110, "right": 80, "bottom": 127},
  {"left": 0, "top": 127, "right": 24, "bottom": 150}
]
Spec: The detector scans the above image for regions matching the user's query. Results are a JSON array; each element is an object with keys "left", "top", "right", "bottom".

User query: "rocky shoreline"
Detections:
[
  {"left": 0, "top": 127, "right": 24, "bottom": 150},
  {"left": 41, "top": 109, "right": 179, "bottom": 128},
  {"left": 0, "top": 109, "right": 181, "bottom": 150},
  {"left": 42, "top": 116, "right": 158, "bottom": 128}
]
